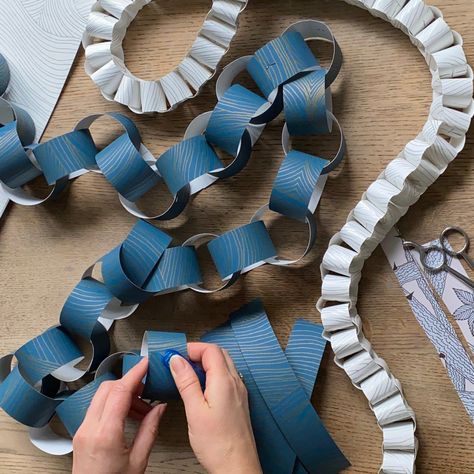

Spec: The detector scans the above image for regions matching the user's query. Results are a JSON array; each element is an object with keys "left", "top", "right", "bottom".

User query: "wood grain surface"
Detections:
[{"left": 0, "top": 0, "right": 473, "bottom": 472}]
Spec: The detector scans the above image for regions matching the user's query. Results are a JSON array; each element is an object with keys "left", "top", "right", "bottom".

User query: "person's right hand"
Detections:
[{"left": 169, "top": 343, "right": 262, "bottom": 474}]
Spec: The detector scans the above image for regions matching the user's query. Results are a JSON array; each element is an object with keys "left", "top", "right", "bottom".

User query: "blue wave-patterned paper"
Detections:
[
  {"left": 156, "top": 135, "right": 222, "bottom": 196},
  {"left": 270, "top": 150, "right": 327, "bottom": 222},
  {"left": 283, "top": 69, "right": 330, "bottom": 136},
  {"left": 56, "top": 373, "right": 117, "bottom": 437},
  {"left": 230, "top": 300, "right": 349, "bottom": 473},
  {"left": 247, "top": 31, "right": 319, "bottom": 98},
  {"left": 33, "top": 130, "right": 97, "bottom": 185},
  {"left": 206, "top": 84, "right": 267, "bottom": 157},
  {"left": 0, "top": 366, "right": 61, "bottom": 428},
  {"left": 203, "top": 299, "right": 348, "bottom": 473},
  {"left": 15, "top": 326, "right": 83, "bottom": 385},
  {"left": 0, "top": 120, "right": 40, "bottom": 188},
  {"left": 208, "top": 221, "right": 277, "bottom": 279}
]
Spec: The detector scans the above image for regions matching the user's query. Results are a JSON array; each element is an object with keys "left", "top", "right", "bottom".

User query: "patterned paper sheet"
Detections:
[
  {"left": 382, "top": 228, "right": 474, "bottom": 421},
  {"left": 0, "top": 0, "right": 93, "bottom": 141}
]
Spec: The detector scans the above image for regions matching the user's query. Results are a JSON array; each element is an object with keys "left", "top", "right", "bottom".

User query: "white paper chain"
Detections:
[
  {"left": 319, "top": 1, "right": 473, "bottom": 472},
  {"left": 83, "top": 0, "right": 247, "bottom": 113}
]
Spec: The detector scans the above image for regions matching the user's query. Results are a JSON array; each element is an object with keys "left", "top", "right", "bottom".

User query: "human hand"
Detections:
[
  {"left": 169, "top": 343, "right": 262, "bottom": 474},
  {"left": 72, "top": 357, "right": 166, "bottom": 474}
]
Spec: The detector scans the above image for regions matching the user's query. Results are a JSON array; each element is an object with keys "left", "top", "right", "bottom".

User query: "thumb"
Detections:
[
  {"left": 170, "top": 355, "right": 206, "bottom": 411},
  {"left": 130, "top": 403, "right": 166, "bottom": 472}
]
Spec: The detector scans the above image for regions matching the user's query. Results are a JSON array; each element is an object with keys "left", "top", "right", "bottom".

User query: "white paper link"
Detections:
[
  {"left": 83, "top": 0, "right": 247, "bottom": 113},
  {"left": 319, "top": 1, "right": 473, "bottom": 472}
]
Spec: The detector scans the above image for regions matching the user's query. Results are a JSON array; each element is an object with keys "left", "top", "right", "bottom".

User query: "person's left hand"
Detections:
[{"left": 72, "top": 357, "right": 166, "bottom": 474}]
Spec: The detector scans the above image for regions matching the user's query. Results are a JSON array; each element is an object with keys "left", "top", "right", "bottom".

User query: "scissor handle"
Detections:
[
  {"left": 419, "top": 244, "right": 446, "bottom": 272},
  {"left": 440, "top": 226, "right": 470, "bottom": 257}
]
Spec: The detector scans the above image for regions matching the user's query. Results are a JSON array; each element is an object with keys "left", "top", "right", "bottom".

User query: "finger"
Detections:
[
  {"left": 169, "top": 354, "right": 206, "bottom": 411},
  {"left": 82, "top": 380, "right": 113, "bottom": 424},
  {"left": 121, "top": 357, "right": 149, "bottom": 388},
  {"left": 187, "top": 342, "right": 231, "bottom": 377},
  {"left": 101, "top": 358, "right": 149, "bottom": 427},
  {"left": 221, "top": 349, "right": 242, "bottom": 384},
  {"left": 130, "top": 404, "right": 167, "bottom": 470}
]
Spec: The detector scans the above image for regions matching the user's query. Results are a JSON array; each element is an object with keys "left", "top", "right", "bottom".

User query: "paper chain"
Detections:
[
  {"left": 0, "top": 21, "right": 345, "bottom": 272},
  {"left": 319, "top": 1, "right": 474, "bottom": 472},
  {"left": 0, "top": 20, "right": 344, "bottom": 226},
  {"left": 0, "top": 295, "right": 349, "bottom": 472},
  {"left": 83, "top": 0, "right": 248, "bottom": 113}
]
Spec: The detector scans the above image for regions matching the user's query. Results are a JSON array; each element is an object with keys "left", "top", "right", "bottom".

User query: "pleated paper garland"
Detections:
[
  {"left": 320, "top": 1, "right": 473, "bottom": 472},
  {"left": 83, "top": 0, "right": 248, "bottom": 113}
]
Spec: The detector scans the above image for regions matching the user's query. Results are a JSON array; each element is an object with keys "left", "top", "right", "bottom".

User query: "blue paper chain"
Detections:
[
  {"left": 0, "top": 298, "right": 349, "bottom": 472},
  {"left": 0, "top": 20, "right": 344, "bottom": 231},
  {"left": 0, "top": 20, "right": 349, "bottom": 471}
]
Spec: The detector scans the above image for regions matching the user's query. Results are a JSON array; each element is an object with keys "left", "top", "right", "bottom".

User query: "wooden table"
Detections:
[{"left": 0, "top": 0, "right": 473, "bottom": 472}]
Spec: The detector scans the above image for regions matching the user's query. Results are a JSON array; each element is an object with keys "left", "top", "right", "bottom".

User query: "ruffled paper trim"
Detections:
[
  {"left": 319, "top": 1, "right": 473, "bottom": 473},
  {"left": 83, "top": 0, "right": 247, "bottom": 113}
]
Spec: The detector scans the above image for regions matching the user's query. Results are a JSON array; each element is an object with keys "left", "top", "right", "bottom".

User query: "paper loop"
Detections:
[
  {"left": 283, "top": 19, "right": 343, "bottom": 88},
  {"left": 318, "top": 1, "right": 474, "bottom": 472},
  {"left": 282, "top": 111, "right": 346, "bottom": 175},
  {"left": 83, "top": 0, "right": 248, "bottom": 113},
  {"left": 182, "top": 233, "right": 241, "bottom": 293},
  {"left": 207, "top": 221, "right": 277, "bottom": 280},
  {"left": 250, "top": 204, "right": 317, "bottom": 266}
]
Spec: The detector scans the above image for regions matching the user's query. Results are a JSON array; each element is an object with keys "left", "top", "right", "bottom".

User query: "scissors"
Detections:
[
  {"left": 403, "top": 226, "right": 474, "bottom": 290},
  {"left": 439, "top": 226, "right": 474, "bottom": 272}
]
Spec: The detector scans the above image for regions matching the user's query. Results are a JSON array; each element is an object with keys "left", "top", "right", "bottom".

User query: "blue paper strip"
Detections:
[
  {"left": 247, "top": 31, "right": 319, "bottom": 98},
  {"left": 283, "top": 69, "right": 330, "bottom": 136},
  {"left": 156, "top": 135, "right": 222, "bottom": 196},
  {"left": 270, "top": 150, "right": 328, "bottom": 222},
  {"left": 56, "top": 373, "right": 117, "bottom": 437},
  {"left": 15, "top": 326, "right": 82, "bottom": 385},
  {"left": 33, "top": 129, "right": 97, "bottom": 184},
  {"left": 205, "top": 84, "right": 266, "bottom": 157},
  {"left": 207, "top": 221, "right": 277, "bottom": 279}
]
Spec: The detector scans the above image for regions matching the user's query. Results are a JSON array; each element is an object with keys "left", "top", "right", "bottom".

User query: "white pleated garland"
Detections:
[
  {"left": 83, "top": 0, "right": 247, "bottom": 113},
  {"left": 320, "top": 1, "right": 473, "bottom": 472}
]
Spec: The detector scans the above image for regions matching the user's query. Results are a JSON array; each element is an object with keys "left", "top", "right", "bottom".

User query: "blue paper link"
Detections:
[
  {"left": 15, "top": 326, "right": 83, "bottom": 385},
  {"left": 0, "top": 120, "right": 40, "bottom": 188},
  {"left": 247, "top": 31, "right": 319, "bottom": 98},
  {"left": 96, "top": 132, "right": 160, "bottom": 202},
  {"left": 269, "top": 150, "right": 328, "bottom": 222},
  {"left": 56, "top": 373, "right": 117, "bottom": 437},
  {"left": 283, "top": 69, "right": 330, "bottom": 136},
  {"left": 207, "top": 221, "right": 277, "bottom": 279},
  {"left": 122, "top": 332, "right": 205, "bottom": 401},
  {"left": 156, "top": 135, "right": 222, "bottom": 196},
  {"left": 59, "top": 278, "right": 112, "bottom": 371},
  {"left": 33, "top": 129, "right": 98, "bottom": 185},
  {"left": 101, "top": 220, "right": 172, "bottom": 304},
  {"left": 0, "top": 366, "right": 61, "bottom": 428},
  {"left": 205, "top": 84, "right": 267, "bottom": 157},
  {"left": 101, "top": 223, "right": 201, "bottom": 304}
]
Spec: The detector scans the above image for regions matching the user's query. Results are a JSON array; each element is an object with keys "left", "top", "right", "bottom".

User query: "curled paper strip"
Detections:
[
  {"left": 83, "top": 0, "right": 248, "bottom": 113},
  {"left": 0, "top": 21, "right": 345, "bottom": 274},
  {"left": 0, "top": 297, "right": 349, "bottom": 472},
  {"left": 319, "top": 1, "right": 474, "bottom": 472}
]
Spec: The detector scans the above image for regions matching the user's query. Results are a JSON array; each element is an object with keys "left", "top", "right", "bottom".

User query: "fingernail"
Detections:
[
  {"left": 169, "top": 354, "right": 187, "bottom": 374},
  {"left": 162, "top": 349, "right": 182, "bottom": 368}
]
